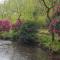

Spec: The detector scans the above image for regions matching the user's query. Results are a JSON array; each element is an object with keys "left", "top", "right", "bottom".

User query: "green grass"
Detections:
[{"left": 38, "top": 29, "right": 60, "bottom": 52}]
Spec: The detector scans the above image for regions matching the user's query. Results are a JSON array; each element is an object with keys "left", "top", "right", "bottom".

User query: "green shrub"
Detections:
[
  {"left": 18, "top": 20, "right": 40, "bottom": 45},
  {"left": 39, "top": 34, "right": 60, "bottom": 52}
]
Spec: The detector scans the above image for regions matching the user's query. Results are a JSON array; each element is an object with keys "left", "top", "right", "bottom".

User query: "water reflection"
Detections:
[
  {"left": 0, "top": 40, "right": 49, "bottom": 60},
  {"left": 13, "top": 44, "right": 49, "bottom": 60},
  {"left": 0, "top": 45, "right": 13, "bottom": 60}
]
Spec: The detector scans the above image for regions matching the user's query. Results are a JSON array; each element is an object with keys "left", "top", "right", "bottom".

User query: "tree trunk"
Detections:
[{"left": 52, "top": 32, "right": 54, "bottom": 42}]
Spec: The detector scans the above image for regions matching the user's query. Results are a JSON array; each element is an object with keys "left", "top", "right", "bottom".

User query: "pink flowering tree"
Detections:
[
  {"left": 0, "top": 19, "right": 12, "bottom": 39},
  {"left": 0, "top": 19, "right": 12, "bottom": 32},
  {"left": 0, "top": 18, "right": 23, "bottom": 40},
  {"left": 49, "top": 18, "right": 60, "bottom": 41}
]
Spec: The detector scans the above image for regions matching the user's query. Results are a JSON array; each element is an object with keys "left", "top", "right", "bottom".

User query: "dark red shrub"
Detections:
[{"left": 12, "top": 19, "right": 22, "bottom": 30}]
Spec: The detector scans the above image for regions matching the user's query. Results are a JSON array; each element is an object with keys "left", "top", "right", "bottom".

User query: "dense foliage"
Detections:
[{"left": 18, "top": 21, "right": 40, "bottom": 45}]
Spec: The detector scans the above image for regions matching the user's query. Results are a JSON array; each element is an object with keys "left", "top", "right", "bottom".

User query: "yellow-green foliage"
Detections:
[
  {"left": 0, "top": 0, "right": 47, "bottom": 24},
  {"left": 38, "top": 29, "right": 60, "bottom": 52}
]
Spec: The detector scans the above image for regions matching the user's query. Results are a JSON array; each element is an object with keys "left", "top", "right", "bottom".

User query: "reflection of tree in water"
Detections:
[{"left": 13, "top": 44, "right": 49, "bottom": 60}]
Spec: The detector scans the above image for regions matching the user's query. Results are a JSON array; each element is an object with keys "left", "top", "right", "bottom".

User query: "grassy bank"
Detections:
[{"left": 38, "top": 29, "right": 60, "bottom": 52}]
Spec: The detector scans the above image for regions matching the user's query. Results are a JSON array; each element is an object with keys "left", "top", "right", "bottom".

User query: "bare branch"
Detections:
[
  {"left": 42, "top": 0, "right": 49, "bottom": 9},
  {"left": 42, "top": 0, "right": 56, "bottom": 9},
  {"left": 42, "top": 0, "right": 56, "bottom": 20}
]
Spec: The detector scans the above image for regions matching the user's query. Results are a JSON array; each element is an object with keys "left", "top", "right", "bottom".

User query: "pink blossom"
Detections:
[
  {"left": 49, "top": 19, "right": 60, "bottom": 36},
  {"left": 0, "top": 19, "right": 12, "bottom": 32}
]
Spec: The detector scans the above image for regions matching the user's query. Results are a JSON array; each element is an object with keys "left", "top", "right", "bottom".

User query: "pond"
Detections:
[{"left": 0, "top": 40, "right": 59, "bottom": 60}]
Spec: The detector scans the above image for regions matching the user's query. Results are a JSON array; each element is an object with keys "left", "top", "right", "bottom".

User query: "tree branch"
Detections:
[
  {"left": 42, "top": 0, "right": 56, "bottom": 9},
  {"left": 41, "top": 0, "right": 56, "bottom": 20},
  {"left": 15, "top": 0, "right": 21, "bottom": 19},
  {"left": 42, "top": 0, "right": 49, "bottom": 9}
]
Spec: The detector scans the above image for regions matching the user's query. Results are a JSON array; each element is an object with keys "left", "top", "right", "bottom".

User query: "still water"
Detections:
[{"left": 0, "top": 40, "right": 50, "bottom": 60}]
